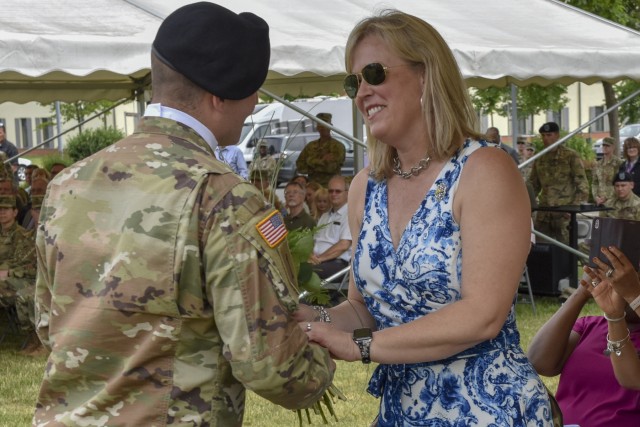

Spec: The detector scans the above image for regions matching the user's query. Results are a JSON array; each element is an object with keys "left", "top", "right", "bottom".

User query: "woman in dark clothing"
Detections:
[{"left": 619, "top": 137, "right": 640, "bottom": 196}]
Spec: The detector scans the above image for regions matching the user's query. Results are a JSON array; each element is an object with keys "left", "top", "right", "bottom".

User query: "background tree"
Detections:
[
  {"left": 48, "top": 100, "right": 116, "bottom": 133},
  {"left": 564, "top": 0, "right": 640, "bottom": 144},
  {"left": 472, "top": 84, "right": 569, "bottom": 132}
]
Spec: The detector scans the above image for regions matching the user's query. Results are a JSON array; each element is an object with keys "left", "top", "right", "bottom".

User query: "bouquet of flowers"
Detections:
[{"left": 287, "top": 226, "right": 346, "bottom": 424}]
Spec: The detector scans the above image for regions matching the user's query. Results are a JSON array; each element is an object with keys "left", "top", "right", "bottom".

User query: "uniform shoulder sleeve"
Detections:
[{"left": 201, "top": 180, "right": 333, "bottom": 409}]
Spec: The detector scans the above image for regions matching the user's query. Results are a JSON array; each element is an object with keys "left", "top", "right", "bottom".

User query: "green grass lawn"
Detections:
[{"left": 0, "top": 296, "right": 601, "bottom": 426}]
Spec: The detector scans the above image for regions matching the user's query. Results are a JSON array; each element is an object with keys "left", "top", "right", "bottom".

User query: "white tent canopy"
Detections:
[{"left": 2, "top": 0, "right": 640, "bottom": 103}]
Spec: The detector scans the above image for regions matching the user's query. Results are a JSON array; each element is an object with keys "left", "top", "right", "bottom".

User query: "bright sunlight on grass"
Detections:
[{"left": 0, "top": 296, "right": 601, "bottom": 426}]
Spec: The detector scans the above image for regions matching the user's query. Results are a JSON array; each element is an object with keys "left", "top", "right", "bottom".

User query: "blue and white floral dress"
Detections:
[{"left": 354, "top": 140, "right": 551, "bottom": 426}]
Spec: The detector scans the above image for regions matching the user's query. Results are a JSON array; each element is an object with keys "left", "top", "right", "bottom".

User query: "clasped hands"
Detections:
[
  {"left": 581, "top": 246, "right": 640, "bottom": 317},
  {"left": 293, "top": 304, "right": 361, "bottom": 362}
]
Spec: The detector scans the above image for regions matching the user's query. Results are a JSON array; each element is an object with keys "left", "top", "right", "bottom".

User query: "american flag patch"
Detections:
[{"left": 256, "top": 210, "right": 288, "bottom": 248}]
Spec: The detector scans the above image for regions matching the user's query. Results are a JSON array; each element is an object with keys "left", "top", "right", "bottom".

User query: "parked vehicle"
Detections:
[
  {"left": 17, "top": 157, "right": 32, "bottom": 181},
  {"left": 237, "top": 97, "right": 355, "bottom": 167},
  {"left": 592, "top": 123, "right": 640, "bottom": 156},
  {"left": 259, "top": 132, "right": 355, "bottom": 184}
]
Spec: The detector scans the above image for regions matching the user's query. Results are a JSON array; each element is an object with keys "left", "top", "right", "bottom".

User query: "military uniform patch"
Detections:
[{"left": 256, "top": 210, "right": 288, "bottom": 248}]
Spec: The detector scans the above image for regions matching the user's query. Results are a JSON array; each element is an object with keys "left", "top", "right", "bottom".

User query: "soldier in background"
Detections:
[
  {"left": 592, "top": 137, "right": 623, "bottom": 206},
  {"left": 528, "top": 122, "right": 589, "bottom": 244},
  {"left": 0, "top": 195, "right": 37, "bottom": 349},
  {"left": 599, "top": 172, "right": 640, "bottom": 221},
  {"left": 33, "top": 3, "right": 334, "bottom": 426},
  {"left": 250, "top": 139, "right": 277, "bottom": 176},
  {"left": 296, "top": 113, "right": 346, "bottom": 186}
]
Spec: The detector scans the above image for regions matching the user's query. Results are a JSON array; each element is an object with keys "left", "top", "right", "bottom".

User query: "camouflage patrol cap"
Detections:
[
  {"left": 602, "top": 137, "right": 616, "bottom": 146},
  {"left": 0, "top": 195, "right": 16, "bottom": 208},
  {"left": 613, "top": 171, "right": 634, "bottom": 184},
  {"left": 152, "top": 2, "right": 270, "bottom": 100},
  {"left": 316, "top": 113, "right": 332, "bottom": 125},
  {"left": 526, "top": 144, "right": 535, "bottom": 152},
  {"left": 30, "top": 195, "right": 44, "bottom": 209},
  {"left": 258, "top": 140, "right": 269, "bottom": 147}
]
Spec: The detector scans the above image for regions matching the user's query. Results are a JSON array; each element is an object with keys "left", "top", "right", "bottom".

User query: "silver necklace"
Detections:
[{"left": 393, "top": 154, "right": 431, "bottom": 179}]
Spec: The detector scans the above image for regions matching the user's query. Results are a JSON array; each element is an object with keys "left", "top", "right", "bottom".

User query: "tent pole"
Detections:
[
  {"left": 511, "top": 84, "right": 518, "bottom": 146},
  {"left": 55, "top": 102, "right": 63, "bottom": 153}
]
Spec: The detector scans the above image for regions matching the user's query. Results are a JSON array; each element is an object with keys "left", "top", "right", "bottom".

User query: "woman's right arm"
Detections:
[{"left": 527, "top": 285, "right": 588, "bottom": 376}]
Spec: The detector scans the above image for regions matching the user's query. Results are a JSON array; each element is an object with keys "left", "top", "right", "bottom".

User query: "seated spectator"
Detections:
[
  {"left": 49, "top": 162, "right": 66, "bottom": 179},
  {"left": 600, "top": 172, "right": 640, "bottom": 220},
  {"left": 0, "top": 195, "right": 38, "bottom": 353},
  {"left": 527, "top": 265, "right": 640, "bottom": 426},
  {"left": 22, "top": 175, "right": 50, "bottom": 230},
  {"left": 249, "top": 169, "right": 283, "bottom": 213},
  {"left": 305, "top": 181, "right": 322, "bottom": 213},
  {"left": 309, "top": 175, "right": 351, "bottom": 281},
  {"left": 23, "top": 164, "right": 37, "bottom": 194},
  {"left": 585, "top": 246, "right": 640, "bottom": 391},
  {"left": 292, "top": 174, "right": 309, "bottom": 189},
  {"left": 312, "top": 187, "right": 330, "bottom": 221},
  {"left": 283, "top": 181, "right": 315, "bottom": 231}
]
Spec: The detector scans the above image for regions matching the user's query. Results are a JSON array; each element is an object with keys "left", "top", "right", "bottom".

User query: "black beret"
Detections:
[
  {"left": 153, "top": 2, "right": 270, "bottom": 100},
  {"left": 613, "top": 171, "right": 634, "bottom": 184},
  {"left": 539, "top": 122, "right": 560, "bottom": 133}
]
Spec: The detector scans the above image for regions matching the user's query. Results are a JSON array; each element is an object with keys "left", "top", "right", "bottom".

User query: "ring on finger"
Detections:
[
  {"left": 306, "top": 323, "right": 311, "bottom": 332},
  {"left": 591, "top": 279, "right": 600, "bottom": 287},
  {"left": 606, "top": 268, "right": 615, "bottom": 278}
]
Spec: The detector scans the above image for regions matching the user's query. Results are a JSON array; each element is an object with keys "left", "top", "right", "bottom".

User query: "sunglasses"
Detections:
[{"left": 343, "top": 63, "right": 409, "bottom": 99}]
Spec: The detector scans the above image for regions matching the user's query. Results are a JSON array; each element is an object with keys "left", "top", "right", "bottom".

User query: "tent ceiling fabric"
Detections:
[{"left": 1, "top": 0, "right": 640, "bottom": 103}]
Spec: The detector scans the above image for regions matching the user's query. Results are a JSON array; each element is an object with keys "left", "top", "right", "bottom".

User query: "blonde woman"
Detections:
[
  {"left": 312, "top": 187, "right": 330, "bottom": 221},
  {"left": 296, "top": 9, "right": 550, "bottom": 426}
]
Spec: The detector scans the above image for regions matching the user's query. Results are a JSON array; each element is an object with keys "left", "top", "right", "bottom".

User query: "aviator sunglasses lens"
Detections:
[
  {"left": 343, "top": 74, "right": 359, "bottom": 98},
  {"left": 343, "top": 63, "right": 387, "bottom": 99},
  {"left": 362, "top": 63, "right": 386, "bottom": 85}
]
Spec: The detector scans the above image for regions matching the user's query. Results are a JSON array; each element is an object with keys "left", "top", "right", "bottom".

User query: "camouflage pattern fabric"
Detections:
[
  {"left": 528, "top": 145, "right": 589, "bottom": 244},
  {"left": 599, "top": 193, "right": 640, "bottom": 221},
  {"left": 296, "top": 137, "right": 345, "bottom": 186},
  {"left": 34, "top": 117, "right": 333, "bottom": 426},
  {"left": 250, "top": 155, "right": 276, "bottom": 176},
  {"left": 592, "top": 156, "right": 623, "bottom": 203},
  {"left": 0, "top": 223, "right": 36, "bottom": 330}
]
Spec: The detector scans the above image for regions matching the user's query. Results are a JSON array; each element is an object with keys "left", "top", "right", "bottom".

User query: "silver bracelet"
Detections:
[
  {"left": 312, "top": 305, "right": 332, "bottom": 323},
  {"left": 629, "top": 294, "right": 640, "bottom": 311},
  {"left": 606, "top": 329, "right": 630, "bottom": 357},
  {"left": 604, "top": 312, "right": 625, "bottom": 322}
]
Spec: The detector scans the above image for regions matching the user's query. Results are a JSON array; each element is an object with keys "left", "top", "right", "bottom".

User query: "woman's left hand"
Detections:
[
  {"left": 582, "top": 264, "right": 625, "bottom": 316},
  {"left": 300, "top": 321, "right": 361, "bottom": 362},
  {"left": 596, "top": 246, "right": 640, "bottom": 302}
]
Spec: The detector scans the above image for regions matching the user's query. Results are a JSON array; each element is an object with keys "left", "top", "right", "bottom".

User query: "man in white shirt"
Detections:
[{"left": 310, "top": 175, "right": 351, "bottom": 280}]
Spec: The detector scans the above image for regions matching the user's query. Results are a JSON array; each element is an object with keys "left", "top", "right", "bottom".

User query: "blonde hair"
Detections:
[
  {"left": 312, "top": 187, "right": 330, "bottom": 220},
  {"left": 345, "top": 9, "right": 481, "bottom": 180}
]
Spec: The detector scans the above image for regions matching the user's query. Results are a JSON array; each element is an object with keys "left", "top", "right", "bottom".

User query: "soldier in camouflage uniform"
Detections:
[
  {"left": 296, "top": 113, "right": 346, "bottom": 186},
  {"left": 592, "top": 137, "right": 623, "bottom": 206},
  {"left": 599, "top": 172, "right": 640, "bottom": 220},
  {"left": 250, "top": 139, "right": 277, "bottom": 176},
  {"left": 528, "top": 122, "right": 589, "bottom": 244},
  {"left": 0, "top": 195, "right": 36, "bottom": 331},
  {"left": 33, "top": 4, "right": 334, "bottom": 426}
]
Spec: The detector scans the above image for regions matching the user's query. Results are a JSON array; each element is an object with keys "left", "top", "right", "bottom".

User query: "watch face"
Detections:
[{"left": 353, "top": 328, "right": 372, "bottom": 340}]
